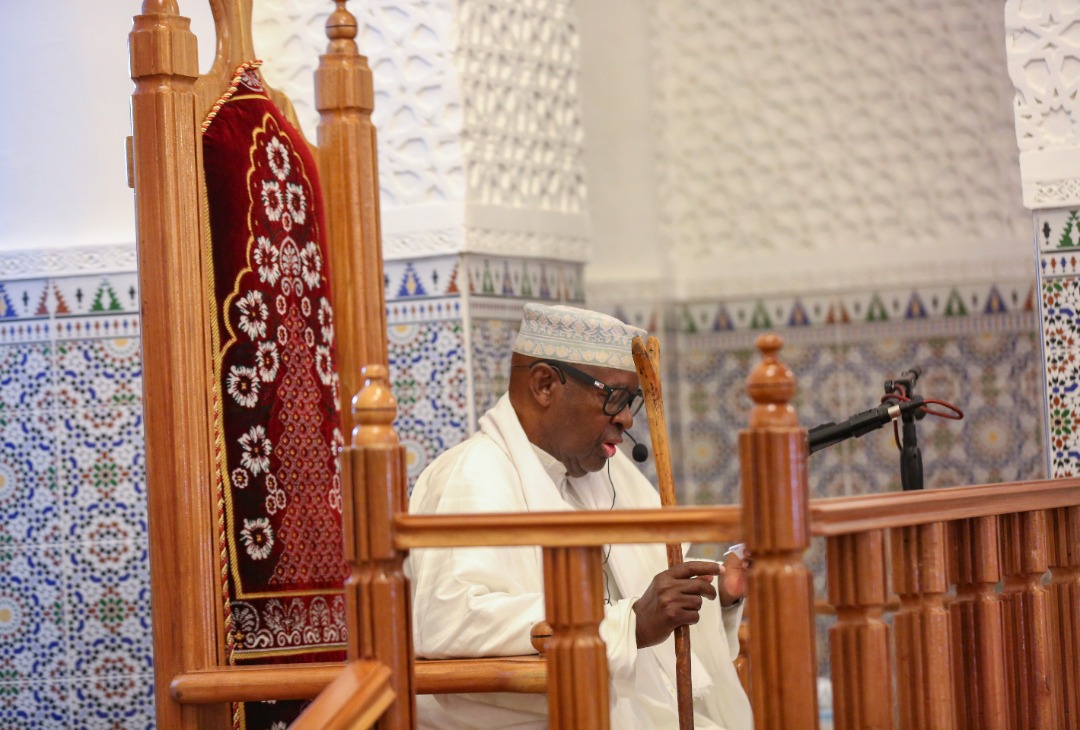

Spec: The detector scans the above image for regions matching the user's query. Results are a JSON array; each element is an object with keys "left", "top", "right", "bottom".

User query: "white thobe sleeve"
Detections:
[
  {"left": 720, "top": 600, "right": 744, "bottom": 660},
  {"left": 599, "top": 598, "right": 639, "bottom": 680}
]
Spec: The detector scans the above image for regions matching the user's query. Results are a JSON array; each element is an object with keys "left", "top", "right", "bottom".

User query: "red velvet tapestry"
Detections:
[{"left": 201, "top": 63, "right": 347, "bottom": 730}]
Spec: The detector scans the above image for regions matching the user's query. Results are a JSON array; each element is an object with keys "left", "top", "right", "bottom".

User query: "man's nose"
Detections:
[{"left": 611, "top": 404, "right": 634, "bottom": 429}]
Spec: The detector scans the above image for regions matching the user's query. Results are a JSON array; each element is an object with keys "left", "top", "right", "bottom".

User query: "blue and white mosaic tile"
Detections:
[
  {"left": 0, "top": 545, "right": 68, "bottom": 682},
  {"left": 0, "top": 343, "right": 53, "bottom": 412},
  {"left": 0, "top": 411, "right": 61, "bottom": 545},
  {"left": 1036, "top": 208, "right": 1080, "bottom": 477},
  {"left": 0, "top": 680, "right": 70, "bottom": 729},
  {"left": 68, "top": 673, "right": 156, "bottom": 730},
  {"left": 0, "top": 246, "right": 155, "bottom": 724}
]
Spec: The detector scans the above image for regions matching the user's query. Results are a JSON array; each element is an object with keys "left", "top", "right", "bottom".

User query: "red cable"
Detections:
[{"left": 881, "top": 394, "right": 964, "bottom": 450}]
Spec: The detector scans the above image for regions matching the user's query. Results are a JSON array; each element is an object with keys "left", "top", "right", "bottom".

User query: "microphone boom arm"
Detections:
[{"left": 808, "top": 398, "right": 924, "bottom": 455}]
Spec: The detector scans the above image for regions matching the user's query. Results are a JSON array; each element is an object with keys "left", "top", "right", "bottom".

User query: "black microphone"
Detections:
[
  {"left": 903, "top": 366, "right": 923, "bottom": 382},
  {"left": 624, "top": 431, "right": 649, "bottom": 463},
  {"left": 808, "top": 398, "right": 924, "bottom": 455}
]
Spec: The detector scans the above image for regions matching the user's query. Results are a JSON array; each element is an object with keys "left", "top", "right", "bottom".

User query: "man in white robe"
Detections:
[{"left": 406, "top": 303, "right": 753, "bottom": 729}]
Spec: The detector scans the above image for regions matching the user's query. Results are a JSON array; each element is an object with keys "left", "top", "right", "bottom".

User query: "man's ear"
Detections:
[{"left": 528, "top": 364, "right": 557, "bottom": 407}]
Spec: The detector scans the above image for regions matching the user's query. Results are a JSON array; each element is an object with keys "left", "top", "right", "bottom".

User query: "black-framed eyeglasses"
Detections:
[{"left": 522, "top": 359, "right": 644, "bottom": 417}]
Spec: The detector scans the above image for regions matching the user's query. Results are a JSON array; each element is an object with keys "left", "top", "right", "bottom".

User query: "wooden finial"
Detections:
[
  {"left": 530, "top": 620, "right": 553, "bottom": 655},
  {"left": 141, "top": 0, "right": 179, "bottom": 12},
  {"left": 746, "top": 333, "right": 797, "bottom": 428},
  {"left": 326, "top": 0, "right": 359, "bottom": 53},
  {"left": 351, "top": 364, "right": 399, "bottom": 447}
]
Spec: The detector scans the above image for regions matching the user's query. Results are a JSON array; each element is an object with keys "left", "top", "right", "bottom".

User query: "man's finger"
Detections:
[
  {"left": 677, "top": 578, "right": 718, "bottom": 600},
  {"left": 670, "top": 560, "right": 721, "bottom": 579}
]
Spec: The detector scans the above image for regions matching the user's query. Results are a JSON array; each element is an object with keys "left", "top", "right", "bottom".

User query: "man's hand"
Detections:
[
  {"left": 718, "top": 550, "right": 749, "bottom": 607},
  {"left": 633, "top": 561, "right": 721, "bottom": 648}
]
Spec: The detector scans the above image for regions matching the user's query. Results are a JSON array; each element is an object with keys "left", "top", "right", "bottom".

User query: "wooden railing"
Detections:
[
  {"left": 399, "top": 507, "right": 743, "bottom": 727},
  {"left": 810, "top": 480, "right": 1080, "bottom": 730},
  {"left": 730, "top": 334, "right": 1080, "bottom": 730}
]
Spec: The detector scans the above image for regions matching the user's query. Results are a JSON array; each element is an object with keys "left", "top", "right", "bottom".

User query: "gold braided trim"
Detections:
[{"left": 201, "top": 60, "right": 264, "bottom": 134}]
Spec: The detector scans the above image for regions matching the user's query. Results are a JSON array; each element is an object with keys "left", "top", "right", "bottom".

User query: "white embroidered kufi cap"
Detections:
[{"left": 512, "top": 303, "right": 646, "bottom": 372}]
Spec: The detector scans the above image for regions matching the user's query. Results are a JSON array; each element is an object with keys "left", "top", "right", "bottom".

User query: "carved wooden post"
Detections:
[
  {"left": 1000, "top": 510, "right": 1056, "bottom": 729},
  {"left": 342, "top": 365, "right": 414, "bottom": 729},
  {"left": 827, "top": 530, "right": 893, "bottom": 730},
  {"left": 740, "top": 333, "right": 819, "bottom": 729},
  {"left": 316, "top": 0, "right": 388, "bottom": 435},
  {"left": 130, "top": 4, "right": 226, "bottom": 729},
  {"left": 542, "top": 546, "right": 609, "bottom": 730},
  {"left": 1048, "top": 506, "right": 1080, "bottom": 729},
  {"left": 317, "top": 3, "right": 412, "bottom": 726},
  {"left": 950, "top": 516, "right": 1007, "bottom": 730},
  {"left": 891, "top": 522, "right": 956, "bottom": 730}
]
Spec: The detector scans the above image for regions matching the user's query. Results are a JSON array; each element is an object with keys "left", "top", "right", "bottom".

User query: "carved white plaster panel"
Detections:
[
  {"left": 383, "top": 227, "right": 467, "bottom": 259},
  {"left": 254, "top": 0, "right": 587, "bottom": 264},
  {"left": 456, "top": 0, "right": 588, "bottom": 214},
  {"left": 1005, "top": 0, "right": 1080, "bottom": 154},
  {"left": 1005, "top": 0, "right": 1080, "bottom": 207},
  {"left": 254, "top": 0, "right": 465, "bottom": 210},
  {"left": 0, "top": 243, "right": 137, "bottom": 279},
  {"left": 465, "top": 228, "right": 590, "bottom": 262},
  {"left": 251, "top": 0, "right": 328, "bottom": 137},
  {"left": 650, "top": 0, "right": 1030, "bottom": 295}
]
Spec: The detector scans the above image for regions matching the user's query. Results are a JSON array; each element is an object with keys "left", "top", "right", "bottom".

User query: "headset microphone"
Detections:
[{"left": 624, "top": 431, "right": 649, "bottom": 463}]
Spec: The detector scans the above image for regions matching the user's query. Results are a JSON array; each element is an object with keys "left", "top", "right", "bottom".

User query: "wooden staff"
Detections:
[{"left": 632, "top": 334, "right": 694, "bottom": 730}]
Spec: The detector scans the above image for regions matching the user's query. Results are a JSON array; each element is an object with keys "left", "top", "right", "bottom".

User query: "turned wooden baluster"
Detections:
[
  {"left": 317, "top": 0, "right": 389, "bottom": 436},
  {"left": 827, "top": 530, "right": 893, "bottom": 730},
  {"left": 999, "top": 510, "right": 1056, "bottom": 729},
  {"left": 891, "top": 522, "right": 956, "bottom": 730},
  {"left": 740, "top": 334, "right": 819, "bottom": 729},
  {"left": 950, "top": 516, "right": 1007, "bottom": 730},
  {"left": 543, "top": 546, "right": 609, "bottom": 729},
  {"left": 1047, "top": 506, "right": 1080, "bottom": 729},
  {"left": 130, "top": 4, "right": 227, "bottom": 729},
  {"left": 342, "top": 366, "right": 414, "bottom": 729}
]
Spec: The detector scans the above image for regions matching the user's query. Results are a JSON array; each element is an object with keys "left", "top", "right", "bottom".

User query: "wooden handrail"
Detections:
[
  {"left": 413, "top": 657, "right": 546, "bottom": 694},
  {"left": 810, "top": 478, "right": 1080, "bottom": 536},
  {"left": 171, "top": 664, "right": 345, "bottom": 704},
  {"left": 291, "top": 660, "right": 396, "bottom": 730},
  {"left": 170, "top": 657, "right": 547, "bottom": 704},
  {"left": 394, "top": 506, "right": 742, "bottom": 549}
]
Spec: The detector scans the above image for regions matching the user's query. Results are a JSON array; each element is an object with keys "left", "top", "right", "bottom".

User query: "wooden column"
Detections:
[
  {"left": 129, "top": 4, "right": 227, "bottom": 729},
  {"left": 542, "top": 546, "right": 609, "bottom": 730},
  {"left": 827, "top": 530, "right": 893, "bottom": 730},
  {"left": 891, "top": 522, "right": 956, "bottom": 730},
  {"left": 343, "top": 365, "right": 414, "bottom": 730},
  {"left": 950, "top": 516, "right": 1007, "bottom": 730},
  {"left": 1047, "top": 506, "right": 1080, "bottom": 729},
  {"left": 316, "top": 0, "right": 388, "bottom": 435},
  {"left": 1000, "top": 510, "right": 1056, "bottom": 729},
  {"left": 740, "top": 334, "right": 819, "bottom": 729}
]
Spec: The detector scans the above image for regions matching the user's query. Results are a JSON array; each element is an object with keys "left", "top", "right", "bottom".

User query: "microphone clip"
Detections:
[{"left": 885, "top": 367, "right": 926, "bottom": 422}]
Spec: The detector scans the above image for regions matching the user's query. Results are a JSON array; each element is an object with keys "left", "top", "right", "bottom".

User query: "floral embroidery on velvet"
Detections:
[{"left": 202, "top": 66, "right": 347, "bottom": 711}]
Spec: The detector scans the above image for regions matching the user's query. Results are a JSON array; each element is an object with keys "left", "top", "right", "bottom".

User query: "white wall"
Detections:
[{"left": 0, "top": 2, "right": 214, "bottom": 253}]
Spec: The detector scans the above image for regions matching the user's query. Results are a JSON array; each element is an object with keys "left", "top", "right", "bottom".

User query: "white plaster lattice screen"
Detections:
[
  {"left": 252, "top": 0, "right": 1039, "bottom": 297},
  {"left": 1006, "top": 0, "right": 1080, "bottom": 208},
  {"left": 254, "top": 0, "right": 590, "bottom": 262},
  {"left": 649, "top": 0, "right": 1030, "bottom": 299}
]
